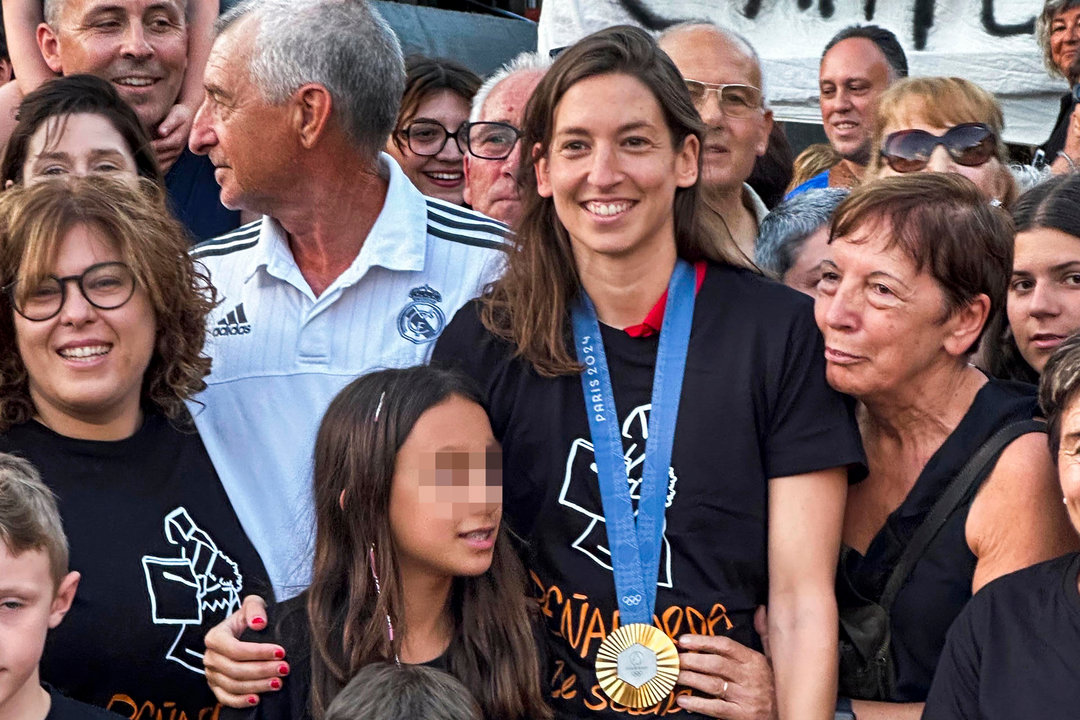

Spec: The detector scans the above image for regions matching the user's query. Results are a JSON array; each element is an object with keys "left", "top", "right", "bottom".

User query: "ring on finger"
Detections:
[{"left": 721, "top": 680, "right": 729, "bottom": 699}]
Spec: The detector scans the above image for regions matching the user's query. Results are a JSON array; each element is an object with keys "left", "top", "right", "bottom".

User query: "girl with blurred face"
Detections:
[{"left": 211, "top": 367, "right": 549, "bottom": 720}]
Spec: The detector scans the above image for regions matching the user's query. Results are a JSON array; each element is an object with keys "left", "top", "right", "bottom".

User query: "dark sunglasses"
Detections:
[{"left": 880, "top": 123, "right": 997, "bottom": 173}]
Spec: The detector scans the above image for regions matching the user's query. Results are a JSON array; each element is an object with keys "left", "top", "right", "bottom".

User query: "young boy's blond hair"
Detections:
[{"left": 0, "top": 453, "right": 68, "bottom": 584}]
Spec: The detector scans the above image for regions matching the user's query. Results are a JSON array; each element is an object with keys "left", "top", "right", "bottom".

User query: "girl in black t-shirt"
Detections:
[{"left": 220, "top": 367, "right": 550, "bottom": 720}]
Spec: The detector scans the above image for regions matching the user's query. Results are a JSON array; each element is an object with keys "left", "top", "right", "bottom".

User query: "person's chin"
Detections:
[{"left": 837, "top": 143, "right": 871, "bottom": 167}]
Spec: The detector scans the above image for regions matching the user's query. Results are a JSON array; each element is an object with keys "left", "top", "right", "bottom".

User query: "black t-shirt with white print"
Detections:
[
  {"left": 432, "top": 262, "right": 865, "bottom": 720},
  {"left": 0, "top": 412, "right": 271, "bottom": 719}
]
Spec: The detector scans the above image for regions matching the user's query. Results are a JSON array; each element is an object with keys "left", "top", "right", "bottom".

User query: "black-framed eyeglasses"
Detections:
[
  {"left": 880, "top": 123, "right": 997, "bottom": 173},
  {"left": 461, "top": 121, "right": 524, "bottom": 160},
  {"left": 4, "top": 261, "right": 137, "bottom": 321},
  {"left": 683, "top": 79, "right": 764, "bottom": 118},
  {"left": 400, "top": 120, "right": 468, "bottom": 157}
]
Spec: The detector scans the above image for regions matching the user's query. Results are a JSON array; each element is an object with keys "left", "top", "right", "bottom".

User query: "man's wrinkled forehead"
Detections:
[
  {"left": 819, "top": 37, "right": 893, "bottom": 85},
  {"left": 480, "top": 71, "right": 543, "bottom": 125},
  {"left": 55, "top": 0, "right": 188, "bottom": 26}
]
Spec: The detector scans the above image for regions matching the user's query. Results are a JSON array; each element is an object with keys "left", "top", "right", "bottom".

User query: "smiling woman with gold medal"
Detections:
[{"left": 431, "top": 25, "right": 865, "bottom": 720}]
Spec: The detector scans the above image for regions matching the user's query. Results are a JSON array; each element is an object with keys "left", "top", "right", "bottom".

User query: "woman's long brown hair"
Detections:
[
  {"left": 306, "top": 367, "right": 551, "bottom": 720},
  {"left": 480, "top": 25, "right": 745, "bottom": 377}
]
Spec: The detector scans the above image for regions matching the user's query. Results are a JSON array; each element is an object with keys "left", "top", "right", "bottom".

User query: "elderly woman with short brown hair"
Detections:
[{"left": 817, "top": 173, "right": 1077, "bottom": 718}]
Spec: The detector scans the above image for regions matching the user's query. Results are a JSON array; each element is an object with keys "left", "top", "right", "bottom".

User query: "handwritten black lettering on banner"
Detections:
[{"left": 616, "top": 0, "right": 1034, "bottom": 51}]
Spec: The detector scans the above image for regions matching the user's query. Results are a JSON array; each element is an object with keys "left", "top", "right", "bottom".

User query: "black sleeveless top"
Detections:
[{"left": 838, "top": 379, "right": 1038, "bottom": 702}]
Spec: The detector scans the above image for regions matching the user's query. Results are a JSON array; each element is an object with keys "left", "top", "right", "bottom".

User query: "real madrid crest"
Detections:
[{"left": 397, "top": 285, "right": 446, "bottom": 344}]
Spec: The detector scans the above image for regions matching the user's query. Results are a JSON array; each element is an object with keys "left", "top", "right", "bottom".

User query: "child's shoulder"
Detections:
[{"left": 44, "top": 685, "right": 125, "bottom": 719}]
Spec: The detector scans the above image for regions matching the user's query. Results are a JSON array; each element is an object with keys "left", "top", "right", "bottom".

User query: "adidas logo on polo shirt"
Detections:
[{"left": 212, "top": 303, "right": 251, "bottom": 336}]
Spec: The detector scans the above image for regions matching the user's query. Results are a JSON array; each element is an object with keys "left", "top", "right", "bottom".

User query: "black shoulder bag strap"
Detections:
[{"left": 878, "top": 418, "right": 1046, "bottom": 611}]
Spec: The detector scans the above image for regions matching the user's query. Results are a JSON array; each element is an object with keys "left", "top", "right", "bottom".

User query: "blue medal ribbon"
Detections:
[{"left": 571, "top": 259, "right": 696, "bottom": 624}]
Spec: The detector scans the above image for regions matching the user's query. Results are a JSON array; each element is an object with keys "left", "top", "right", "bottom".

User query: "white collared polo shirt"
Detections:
[{"left": 190, "top": 155, "right": 508, "bottom": 597}]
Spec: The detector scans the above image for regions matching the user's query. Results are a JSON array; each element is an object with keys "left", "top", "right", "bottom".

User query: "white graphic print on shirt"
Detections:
[
  {"left": 141, "top": 507, "right": 244, "bottom": 673},
  {"left": 558, "top": 403, "right": 678, "bottom": 588}
]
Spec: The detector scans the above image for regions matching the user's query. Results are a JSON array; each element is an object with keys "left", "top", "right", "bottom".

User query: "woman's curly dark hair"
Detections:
[{"left": 0, "top": 175, "right": 217, "bottom": 432}]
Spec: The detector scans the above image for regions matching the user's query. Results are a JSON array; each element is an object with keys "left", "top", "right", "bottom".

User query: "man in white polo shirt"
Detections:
[{"left": 188, "top": 0, "right": 507, "bottom": 597}]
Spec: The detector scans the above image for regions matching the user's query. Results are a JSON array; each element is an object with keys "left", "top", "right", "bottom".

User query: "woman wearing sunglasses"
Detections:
[
  {"left": 867, "top": 77, "right": 1018, "bottom": 208},
  {"left": 0, "top": 176, "right": 270, "bottom": 717},
  {"left": 387, "top": 56, "right": 481, "bottom": 207}
]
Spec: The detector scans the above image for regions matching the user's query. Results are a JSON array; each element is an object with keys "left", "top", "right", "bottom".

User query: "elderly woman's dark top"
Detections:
[
  {"left": 1039, "top": 91, "right": 1074, "bottom": 163},
  {"left": 922, "top": 552, "right": 1080, "bottom": 719},
  {"left": 838, "top": 379, "right": 1037, "bottom": 702}
]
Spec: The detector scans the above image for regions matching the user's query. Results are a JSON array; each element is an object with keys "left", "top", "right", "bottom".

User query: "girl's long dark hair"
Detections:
[
  {"left": 989, "top": 174, "right": 1080, "bottom": 382},
  {"left": 307, "top": 366, "right": 550, "bottom": 720}
]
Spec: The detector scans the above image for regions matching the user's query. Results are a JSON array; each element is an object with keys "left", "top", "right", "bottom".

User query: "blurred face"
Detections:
[
  {"left": 877, "top": 116, "right": 1009, "bottom": 202},
  {"left": 463, "top": 71, "right": 543, "bottom": 225},
  {"left": 0, "top": 546, "right": 77, "bottom": 718},
  {"left": 1008, "top": 227, "right": 1080, "bottom": 374},
  {"left": 13, "top": 223, "right": 156, "bottom": 433},
  {"left": 782, "top": 225, "right": 831, "bottom": 297},
  {"left": 534, "top": 73, "right": 699, "bottom": 266},
  {"left": 42, "top": 0, "right": 187, "bottom": 130},
  {"left": 815, "top": 219, "right": 980, "bottom": 399},
  {"left": 22, "top": 113, "right": 138, "bottom": 185},
  {"left": 191, "top": 24, "right": 293, "bottom": 214},
  {"left": 388, "top": 90, "right": 471, "bottom": 206},
  {"left": 819, "top": 38, "right": 893, "bottom": 165},
  {"left": 1050, "top": 6, "right": 1080, "bottom": 80},
  {"left": 390, "top": 395, "right": 502, "bottom": 580},
  {"left": 660, "top": 26, "right": 772, "bottom": 194}
]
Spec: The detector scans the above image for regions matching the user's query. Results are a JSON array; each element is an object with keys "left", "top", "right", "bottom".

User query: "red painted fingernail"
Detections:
[
  {"left": 247, "top": 696, "right": 258, "bottom": 706},
  {"left": 278, "top": 664, "right": 290, "bottom": 676},
  {"left": 252, "top": 617, "right": 266, "bottom": 627},
  {"left": 270, "top": 679, "right": 281, "bottom": 690},
  {"left": 273, "top": 648, "right": 285, "bottom": 660}
]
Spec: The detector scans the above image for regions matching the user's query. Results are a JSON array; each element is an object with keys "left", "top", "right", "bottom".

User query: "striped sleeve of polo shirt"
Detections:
[{"left": 186, "top": 161, "right": 510, "bottom": 597}]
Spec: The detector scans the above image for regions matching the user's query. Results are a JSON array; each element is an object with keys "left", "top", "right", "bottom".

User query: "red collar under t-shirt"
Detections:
[{"left": 623, "top": 260, "right": 707, "bottom": 338}]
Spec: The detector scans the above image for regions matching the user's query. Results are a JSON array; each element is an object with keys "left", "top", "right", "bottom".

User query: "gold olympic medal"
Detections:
[{"left": 595, "top": 622, "right": 680, "bottom": 708}]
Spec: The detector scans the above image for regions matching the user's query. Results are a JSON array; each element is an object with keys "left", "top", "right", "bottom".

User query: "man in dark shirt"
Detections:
[{"left": 32, "top": 0, "right": 240, "bottom": 240}]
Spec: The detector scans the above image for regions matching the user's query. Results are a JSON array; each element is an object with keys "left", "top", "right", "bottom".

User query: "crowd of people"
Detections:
[{"left": 4, "top": 1, "right": 1080, "bottom": 720}]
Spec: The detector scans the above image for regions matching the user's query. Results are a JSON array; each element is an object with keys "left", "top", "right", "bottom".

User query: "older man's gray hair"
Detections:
[
  {"left": 469, "top": 51, "right": 551, "bottom": 123},
  {"left": 1038, "top": 0, "right": 1080, "bottom": 79},
  {"left": 217, "top": 0, "right": 404, "bottom": 161},
  {"left": 755, "top": 189, "right": 849, "bottom": 279}
]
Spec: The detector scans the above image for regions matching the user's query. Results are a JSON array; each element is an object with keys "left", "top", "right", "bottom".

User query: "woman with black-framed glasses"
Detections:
[
  {"left": 867, "top": 77, "right": 1018, "bottom": 208},
  {"left": 387, "top": 56, "right": 481, "bottom": 207},
  {"left": 0, "top": 175, "right": 270, "bottom": 719}
]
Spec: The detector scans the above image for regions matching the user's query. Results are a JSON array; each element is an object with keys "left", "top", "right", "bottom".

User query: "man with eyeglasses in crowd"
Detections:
[
  {"left": 787, "top": 24, "right": 907, "bottom": 198},
  {"left": 462, "top": 51, "right": 549, "bottom": 226},
  {"left": 658, "top": 22, "right": 772, "bottom": 261}
]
